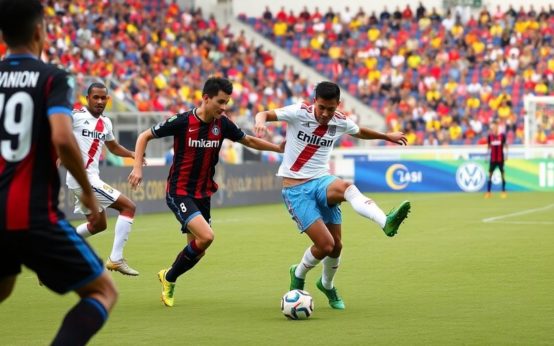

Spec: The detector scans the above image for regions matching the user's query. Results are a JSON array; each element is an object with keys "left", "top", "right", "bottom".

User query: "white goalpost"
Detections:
[{"left": 523, "top": 96, "right": 554, "bottom": 147}]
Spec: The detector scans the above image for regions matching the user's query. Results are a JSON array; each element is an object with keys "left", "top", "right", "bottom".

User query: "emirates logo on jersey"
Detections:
[{"left": 81, "top": 129, "right": 106, "bottom": 140}]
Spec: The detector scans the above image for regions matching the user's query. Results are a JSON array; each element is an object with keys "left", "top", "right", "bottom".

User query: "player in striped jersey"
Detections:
[
  {"left": 128, "top": 77, "right": 283, "bottom": 307},
  {"left": 485, "top": 121, "right": 508, "bottom": 198},
  {"left": 0, "top": 1, "right": 117, "bottom": 344},
  {"left": 66, "top": 83, "right": 142, "bottom": 276},
  {"left": 254, "top": 81, "right": 411, "bottom": 310}
]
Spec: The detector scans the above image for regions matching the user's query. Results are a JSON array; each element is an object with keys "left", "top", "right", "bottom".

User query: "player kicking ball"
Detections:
[
  {"left": 66, "top": 83, "right": 144, "bottom": 276},
  {"left": 254, "top": 81, "right": 411, "bottom": 310},
  {"left": 129, "top": 77, "right": 283, "bottom": 307}
]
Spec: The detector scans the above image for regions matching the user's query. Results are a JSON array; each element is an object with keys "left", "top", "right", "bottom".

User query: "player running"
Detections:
[
  {"left": 254, "top": 81, "right": 411, "bottom": 310},
  {"left": 485, "top": 121, "right": 508, "bottom": 198},
  {"left": 0, "top": 0, "right": 117, "bottom": 344},
  {"left": 128, "top": 77, "right": 283, "bottom": 307},
  {"left": 66, "top": 83, "right": 143, "bottom": 276}
]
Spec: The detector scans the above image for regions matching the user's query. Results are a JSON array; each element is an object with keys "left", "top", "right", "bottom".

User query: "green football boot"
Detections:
[
  {"left": 289, "top": 264, "right": 305, "bottom": 290},
  {"left": 382, "top": 200, "right": 411, "bottom": 237},
  {"left": 316, "top": 277, "right": 345, "bottom": 310}
]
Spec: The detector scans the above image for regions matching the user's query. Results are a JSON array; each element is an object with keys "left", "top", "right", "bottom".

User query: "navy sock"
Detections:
[
  {"left": 502, "top": 178, "right": 506, "bottom": 191},
  {"left": 51, "top": 298, "right": 108, "bottom": 346},
  {"left": 166, "top": 240, "right": 203, "bottom": 282},
  {"left": 487, "top": 179, "right": 492, "bottom": 192}
]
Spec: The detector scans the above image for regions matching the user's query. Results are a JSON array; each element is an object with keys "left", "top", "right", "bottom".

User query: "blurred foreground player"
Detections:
[{"left": 0, "top": 0, "right": 117, "bottom": 344}]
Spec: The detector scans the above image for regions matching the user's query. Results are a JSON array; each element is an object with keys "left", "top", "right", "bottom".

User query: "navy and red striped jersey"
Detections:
[
  {"left": 151, "top": 108, "right": 245, "bottom": 198},
  {"left": 0, "top": 54, "right": 74, "bottom": 231},
  {"left": 488, "top": 133, "right": 506, "bottom": 163}
]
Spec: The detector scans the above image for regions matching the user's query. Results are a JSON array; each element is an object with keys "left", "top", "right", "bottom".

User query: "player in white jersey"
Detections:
[
  {"left": 66, "top": 83, "right": 142, "bottom": 276},
  {"left": 254, "top": 81, "right": 411, "bottom": 310}
]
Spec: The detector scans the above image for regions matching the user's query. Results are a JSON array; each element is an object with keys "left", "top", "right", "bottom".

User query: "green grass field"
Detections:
[{"left": 2, "top": 192, "right": 554, "bottom": 345}]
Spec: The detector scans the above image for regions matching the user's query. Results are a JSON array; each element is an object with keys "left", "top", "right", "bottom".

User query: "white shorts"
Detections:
[{"left": 71, "top": 180, "right": 121, "bottom": 215}]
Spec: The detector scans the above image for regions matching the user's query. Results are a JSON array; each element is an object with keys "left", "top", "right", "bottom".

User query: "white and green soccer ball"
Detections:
[{"left": 281, "top": 289, "right": 314, "bottom": 320}]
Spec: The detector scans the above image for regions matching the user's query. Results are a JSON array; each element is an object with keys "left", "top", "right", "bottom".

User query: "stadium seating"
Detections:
[
  {"left": 3, "top": 1, "right": 552, "bottom": 145},
  {"left": 22, "top": 0, "right": 347, "bottom": 147},
  {"left": 240, "top": 4, "right": 554, "bottom": 144}
]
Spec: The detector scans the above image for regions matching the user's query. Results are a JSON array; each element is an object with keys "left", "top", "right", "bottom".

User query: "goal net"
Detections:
[{"left": 523, "top": 96, "right": 554, "bottom": 146}]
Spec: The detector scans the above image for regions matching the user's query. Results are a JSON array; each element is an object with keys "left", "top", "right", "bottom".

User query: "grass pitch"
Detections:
[{"left": 2, "top": 192, "right": 554, "bottom": 345}]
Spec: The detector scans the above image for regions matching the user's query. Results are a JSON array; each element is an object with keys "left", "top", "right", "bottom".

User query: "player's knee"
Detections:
[
  {"left": 80, "top": 273, "right": 118, "bottom": 312},
  {"left": 335, "top": 180, "right": 353, "bottom": 195},
  {"left": 197, "top": 233, "right": 214, "bottom": 249},
  {"left": 318, "top": 241, "right": 335, "bottom": 256},
  {"left": 124, "top": 201, "right": 136, "bottom": 217},
  {"left": 342, "top": 180, "right": 353, "bottom": 190},
  {"left": 332, "top": 241, "right": 343, "bottom": 256},
  {"left": 91, "top": 219, "right": 107, "bottom": 233},
  {"left": 103, "top": 278, "right": 118, "bottom": 310}
]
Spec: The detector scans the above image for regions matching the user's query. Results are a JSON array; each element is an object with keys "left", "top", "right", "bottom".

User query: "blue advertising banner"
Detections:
[{"left": 354, "top": 160, "right": 554, "bottom": 193}]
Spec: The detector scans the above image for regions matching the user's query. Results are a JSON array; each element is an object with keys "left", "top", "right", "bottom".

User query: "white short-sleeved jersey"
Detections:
[
  {"left": 66, "top": 107, "right": 115, "bottom": 189},
  {"left": 275, "top": 103, "right": 359, "bottom": 179}
]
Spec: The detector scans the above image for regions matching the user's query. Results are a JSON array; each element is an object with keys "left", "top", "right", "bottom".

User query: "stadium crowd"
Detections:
[
  {"left": 2, "top": 1, "right": 553, "bottom": 146},
  {"left": 0, "top": 0, "right": 341, "bottom": 149},
  {"left": 241, "top": 3, "right": 554, "bottom": 145}
]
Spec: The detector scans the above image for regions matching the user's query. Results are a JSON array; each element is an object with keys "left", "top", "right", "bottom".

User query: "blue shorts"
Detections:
[
  {"left": 282, "top": 176, "right": 342, "bottom": 232},
  {"left": 0, "top": 220, "right": 103, "bottom": 294}
]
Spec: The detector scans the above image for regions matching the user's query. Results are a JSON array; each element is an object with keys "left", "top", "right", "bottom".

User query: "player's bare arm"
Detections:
[
  {"left": 254, "top": 110, "right": 279, "bottom": 137},
  {"left": 105, "top": 140, "right": 148, "bottom": 166},
  {"left": 128, "top": 129, "right": 155, "bottom": 189},
  {"left": 105, "top": 140, "right": 134, "bottom": 158},
  {"left": 352, "top": 128, "right": 408, "bottom": 146},
  {"left": 49, "top": 113, "right": 100, "bottom": 224},
  {"left": 239, "top": 135, "right": 283, "bottom": 153}
]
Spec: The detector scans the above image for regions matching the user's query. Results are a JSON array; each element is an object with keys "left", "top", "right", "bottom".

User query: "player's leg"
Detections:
[
  {"left": 165, "top": 216, "right": 211, "bottom": 283},
  {"left": 105, "top": 193, "right": 139, "bottom": 276},
  {"left": 25, "top": 220, "right": 117, "bottom": 345},
  {"left": 317, "top": 223, "right": 345, "bottom": 309},
  {"left": 0, "top": 275, "right": 16, "bottom": 302},
  {"left": 76, "top": 210, "right": 108, "bottom": 237},
  {"left": 499, "top": 163, "right": 507, "bottom": 197},
  {"left": 51, "top": 272, "right": 117, "bottom": 346},
  {"left": 485, "top": 164, "right": 495, "bottom": 198},
  {"left": 292, "top": 220, "right": 335, "bottom": 289},
  {"left": 282, "top": 181, "right": 327, "bottom": 289},
  {"left": 158, "top": 195, "right": 211, "bottom": 306},
  {"left": 327, "top": 178, "right": 410, "bottom": 237},
  {"left": 72, "top": 187, "right": 108, "bottom": 237}
]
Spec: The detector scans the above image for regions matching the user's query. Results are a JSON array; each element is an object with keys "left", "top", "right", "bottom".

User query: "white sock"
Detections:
[
  {"left": 110, "top": 215, "right": 133, "bottom": 262},
  {"left": 344, "top": 185, "right": 387, "bottom": 228},
  {"left": 76, "top": 223, "right": 92, "bottom": 238},
  {"left": 322, "top": 256, "right": 340, "bottom": 289},
  {"left": 295, "top": 247, "right": 321, "bottom": 279}
]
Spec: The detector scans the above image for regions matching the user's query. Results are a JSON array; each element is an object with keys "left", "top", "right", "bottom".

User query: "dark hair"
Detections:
[
  {"left": 315, "top": 81, "right": 341, "bottom": 101},
  {"left": 0, "top": 0, "right": 44, "bottom": 47},
  {"left": 202, "top": 77, "right": 233, "bottom": 97},
  {"left": 87, "top": 82, "right": 108, "bottom": 95}
]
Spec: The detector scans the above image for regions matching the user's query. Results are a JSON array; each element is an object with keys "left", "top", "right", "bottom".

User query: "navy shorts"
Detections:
[
  {"left": 0, "top": 220, "right": 104, "bottom": 294},
  {"left": 489, "top": 162, "right": 505, "bottom": 173},
  {"left": 166, "top": 194, "right": 211, "bottom": 233}
]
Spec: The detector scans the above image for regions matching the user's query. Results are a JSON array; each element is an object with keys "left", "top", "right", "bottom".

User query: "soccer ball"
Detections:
[{"left": 281, "top": 289, "right": 314, "bottom": 320}]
